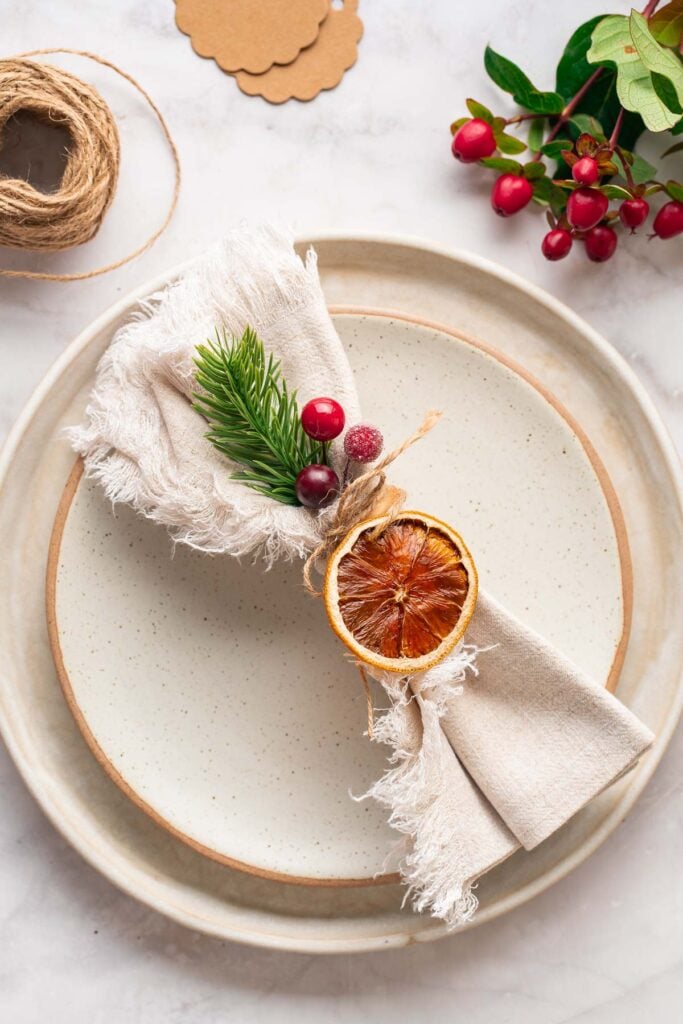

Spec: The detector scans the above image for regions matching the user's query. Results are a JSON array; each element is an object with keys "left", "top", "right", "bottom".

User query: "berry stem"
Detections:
[
  {"left": 544, "top": 68, "right": 604, "bottom": 148},
  {"left": 642, "top": 0, "right": 661, "bottom": 17},
  {"left": 615, "top": 144, "right": 636, "bottom": 189},
  {"left": 609, "top": 107, "right": 625, "bottom": 149}
]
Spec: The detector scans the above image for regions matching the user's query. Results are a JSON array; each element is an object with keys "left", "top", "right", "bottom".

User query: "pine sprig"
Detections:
[{"left": 193, "top": 326, "right": 325, "bottom": 505}]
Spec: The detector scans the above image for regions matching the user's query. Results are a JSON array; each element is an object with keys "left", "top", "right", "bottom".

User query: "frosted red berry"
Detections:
[
  {"left": 295, "top": 464, "right": 340, "bottom": 508},
  {"left": 344, "top": 423, "right": 384, "bottom": 463},
  {"left": 491, "top": 174, "right": 534, "bottom": 217},
  {"left": 567, "top": 188, "right": 609, "bottom": 231},
  {"left": 584, "top": 225, "right": 617, "bottom": 262},
  {"left": 572, "top": 156, "right": 599, "bottom": 186},
  {"left": 451, "top": 118, "right": 496, "bottom": 162},
  {"left": 619, "top": 197, "right": 649, "bottom": 232},
  {"left": 542, "top": 228, "right": 573, "bottom": 261},
  {"left": 652, "top": 200, "right": 683, "bottom": 239},
  {"left": 300, "top": 397, "right": 345, "bottom": 441}
]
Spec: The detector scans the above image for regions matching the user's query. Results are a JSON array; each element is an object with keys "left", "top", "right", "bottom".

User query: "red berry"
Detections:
[
  {"left": 566, "top": 188, "right": 609, "bottom": 230},
  {"left": 491, "top": 174, "right": 534, "bottom": 217},
  {"left": 295, "top": 464, "right": 340, "bottom": 508},
  {"left": 541, "top": 228, "right": 573, "bottom": 261},
  {"left": 652, "top": 200, "right": 683, "bottom": 239},
  {"left": 584, "top": 225, "right": 617, "bottom": 262},
  {"left": 451, "top": 118, "right": 496, "bottom": 162},
  {"left": 344, "top": 423, "right": 384, "bottom": 463},
  {"left": 572, "top": 156, "right": 599, "bottom": 187},
  {"left": 619, "top": 197, "right": 649, "bottom": 232},
  {"left": 300, "top": 397, "right": 345, "bottom": 441}
]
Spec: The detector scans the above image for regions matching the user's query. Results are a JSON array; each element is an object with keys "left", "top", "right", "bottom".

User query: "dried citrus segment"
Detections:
[{"left": 324, "top": 511, "right": 478, "bottom": 674}]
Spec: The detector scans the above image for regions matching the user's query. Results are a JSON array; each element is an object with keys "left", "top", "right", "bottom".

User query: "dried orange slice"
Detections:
[{"left": 324, "top": 511, "right": 478, "bottom": 674}]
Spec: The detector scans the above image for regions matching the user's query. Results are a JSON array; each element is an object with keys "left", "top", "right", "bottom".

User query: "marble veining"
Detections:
[{"left": 1, "top": 1, "right": 681, "bottom": 1020}]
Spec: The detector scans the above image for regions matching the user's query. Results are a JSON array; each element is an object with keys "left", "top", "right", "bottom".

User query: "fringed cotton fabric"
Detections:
[{"left": 69, "top": 224, "right": 360, "bottom": 563}]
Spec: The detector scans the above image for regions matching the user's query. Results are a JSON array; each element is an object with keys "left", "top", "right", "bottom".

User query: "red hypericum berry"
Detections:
[
  {"left": 584, "top": 225, "right": 618, "bottom": 262},
  {"left": 491, "top": 174, "right": 534, "bottom": 217},
  {"left": 566, "top": 188, "right": 609, "bottom": 231},
  {"left": 541, "top": 228, "right": 573, "bottom": 261},
  {"left": 619, "top": 197, "right": 649, "bottom": 232},
  {"left": 572, "top": 156, "right": 599, "bottom": 186},
  {"left": 300, "top": 397, "right": 345, "bottom": 441},
  {"left": 652, "top": 200, "right": 683, "bottom": 239},
  {"left": 295, "top": 464, "right": 340, "bottom": 508},
  {"left": 344, "top": 423, "right": 384, "bottom": 463},
  {"left": 451, "top": 118, "right": 496, "bottom": 162}
]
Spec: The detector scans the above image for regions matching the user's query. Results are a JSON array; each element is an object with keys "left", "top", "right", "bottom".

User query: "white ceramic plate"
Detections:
[
  {"left": 1, "top": 237, "right": 681, "bottom": 952},
  {"left": 46, "top": 310, "right": 629, "bottom": 885}
]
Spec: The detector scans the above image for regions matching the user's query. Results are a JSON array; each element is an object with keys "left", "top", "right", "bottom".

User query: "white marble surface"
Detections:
[{"left": 1, "top": 1, "right": 681, "bottom": 1020}]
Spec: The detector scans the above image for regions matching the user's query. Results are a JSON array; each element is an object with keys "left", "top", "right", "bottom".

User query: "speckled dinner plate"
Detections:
[
  {"left": 46, "top": 310, "right": 630, "bottom": 885},
  {"left": 1, "top": 237, "right": 681, "bottom": 952}
]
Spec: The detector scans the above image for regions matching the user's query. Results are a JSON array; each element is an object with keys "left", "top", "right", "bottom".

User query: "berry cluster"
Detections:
[
  {"left": 448, "top": 4, "right": 683, "bottom": 267},
  {"left": 296, "top": 397, "right": 384, "bottom": 509},
  {"left": 452, "top": 117, "right": 683, "bottom": 262}
]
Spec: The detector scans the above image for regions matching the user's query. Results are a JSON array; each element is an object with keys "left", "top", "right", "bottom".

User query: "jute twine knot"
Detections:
[
  {"left": 0, "top": 50, "right": 180, "bottom": 280},
  {"left": 302, "top": 409, "right": 443, "bottom": 596}
]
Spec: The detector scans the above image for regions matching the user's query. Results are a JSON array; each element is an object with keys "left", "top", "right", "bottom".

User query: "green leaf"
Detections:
[
  {"left": 630, "top": 11, "right": 683, "bottom": 106},
  {"left": 533, "top": 176, "right": 569, "bottom": 208},
  {"left": 665, "top": 179, "right": 683, "bottom": 200},
  {"left": 652, "top": 71, "right": 683, "bottom": 114},
  {"left": 495, "top": 132, "right": 527, "bottom": 154},
  {"left": 650, "top": 1, "right": 683, "bottom": 49},
  {"left": 587, "top": 14, "right": 681, "bottom": 132},
  {"left": 662, "top": 139, "right": 683, "bottom": 155},
  {"left": 484, "top": 45, "right": 564, "bottom": 114},
  {"left": 569, "top": 113, "right": 604, "bottom": 138},
  {"left": 600, "top": 184, "right": 632, "bottom": 199},
  {"left": 556, "top": 15, "right": 609, "bottom": 100},
  {"left": 450, "top": 116, "right": 469, "bottom": 134},
  {"left": 522, "top": 160, "right": 546, "bottom": 179},
  {"left": 541, "top": 139, "right": 574, "bottom": 158},
  {"left": 466, "top": 98, "right": 494, "bottom": 122},
  {"left": 629, "top": 153, "right": 658, "bottom": 183},
  {"left": 527, "top": 117, "right": 545, "bottom": 152},
  {"left": 612, "top": 150, "right": 657, "bottom": 184},
  {"left": 672, "top": 118, "right": 683, "bottom": 134},
  {"left": 480, "top": 157, "right": 523, "bottom": 172}
]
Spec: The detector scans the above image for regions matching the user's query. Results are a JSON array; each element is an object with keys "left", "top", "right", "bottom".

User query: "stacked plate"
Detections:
[{"left": 1, "top": 237, "right": 682, "bottom": 953}]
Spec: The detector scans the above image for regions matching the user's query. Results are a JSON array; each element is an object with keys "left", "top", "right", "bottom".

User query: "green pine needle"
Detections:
[{"left": 193, "top": 326, "right": 325, "bottom": 506}]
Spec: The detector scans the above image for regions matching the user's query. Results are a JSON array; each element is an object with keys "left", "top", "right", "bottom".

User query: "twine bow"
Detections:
[{"left": 302, "top": 409, "right": 443, "bottom": 595}]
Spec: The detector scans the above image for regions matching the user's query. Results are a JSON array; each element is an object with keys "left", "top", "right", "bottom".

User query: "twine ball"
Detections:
[
  {"left": 0, "top": 58, "right": 119, "bottom": 251},
  {"left": 0, "top": 50, "right": 179, "bottom": 281}
]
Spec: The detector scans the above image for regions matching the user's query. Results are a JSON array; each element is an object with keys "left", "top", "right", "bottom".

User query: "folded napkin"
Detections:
[
  {"left": 71, "top": 225, "right": 653, "bottom": 927},
  {"left": 71, "top": 224, "right": 360, "bottom": 563}
]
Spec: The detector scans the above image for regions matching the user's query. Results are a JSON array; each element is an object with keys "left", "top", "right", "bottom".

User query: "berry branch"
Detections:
[
  {"left": 194, "top": 327, "right": 385, "bottom": 509},
  {"left": 449, "top": 4, "right": 683, "bottom": 263}
]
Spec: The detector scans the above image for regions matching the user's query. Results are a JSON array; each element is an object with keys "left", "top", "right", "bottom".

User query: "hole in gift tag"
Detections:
[{"left": 0, "top": 109, "right": 71, "bottom": 193}]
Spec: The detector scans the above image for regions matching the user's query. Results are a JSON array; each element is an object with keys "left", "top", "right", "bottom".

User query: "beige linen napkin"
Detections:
[
  {"left": 71, "top": 225, "right": 654, "bottom": 929},
  {"left": 445, "top": 592, "right": 653, "bottom": 849},
  {"left": 69, "top": 224, "right": 360, "bottom": 563}
]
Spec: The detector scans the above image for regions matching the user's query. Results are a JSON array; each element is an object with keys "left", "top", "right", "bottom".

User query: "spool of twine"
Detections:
[{"left": 0, "top": 49, "right": 180, "bottom": 281}]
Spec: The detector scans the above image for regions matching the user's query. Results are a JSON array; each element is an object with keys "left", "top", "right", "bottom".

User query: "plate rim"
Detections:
[
  {"left": 46, "top": 305, "right": 631, "bottom": 885},
  {"left": 1, "top": 233, "right": 682, "bottom": 953}
]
